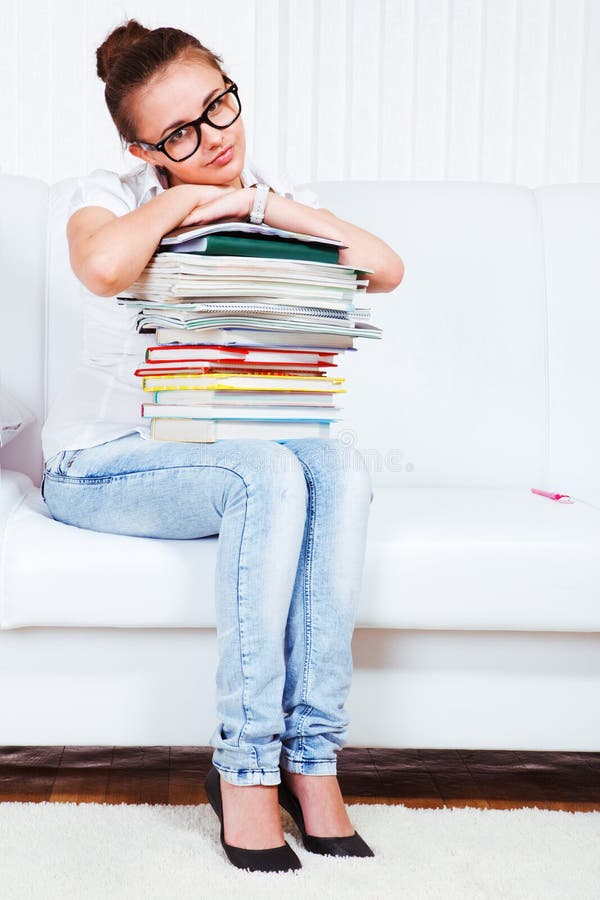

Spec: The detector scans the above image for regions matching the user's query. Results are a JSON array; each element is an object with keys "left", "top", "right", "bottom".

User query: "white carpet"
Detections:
[{"left": 0, "top": 801, "right": 599, "bottom": 899}]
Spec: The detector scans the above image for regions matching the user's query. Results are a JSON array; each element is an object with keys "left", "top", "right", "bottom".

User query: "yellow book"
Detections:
[{"left": 141, "top": 372, "right": 346, "bottom": 393}]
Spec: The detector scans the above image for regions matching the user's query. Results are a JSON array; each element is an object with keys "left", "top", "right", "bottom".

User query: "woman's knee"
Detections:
[
  {"left": 219, "top": 440, "right": 309, "bottom": 512},
  {"left": 285, "top": 438, "right": 373, "bottom": 498}
]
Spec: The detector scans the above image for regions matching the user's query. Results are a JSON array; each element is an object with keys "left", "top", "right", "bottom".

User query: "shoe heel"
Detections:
[
  {"left": 205, "top": 766, "right": 223, "bottom": 819},
  {"left": 204, "top": 765, "right": 302, "bottom": 873},
  {"left": 278, "top": 779, "right": 308, "bottom": 834}
]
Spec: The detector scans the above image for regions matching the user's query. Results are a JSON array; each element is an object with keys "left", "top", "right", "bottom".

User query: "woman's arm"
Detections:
[
  {"left": 179, "top": 187, "right": 405, "bottom": 294},
  {"left": 70, "top": 180, "right": 404, "bottom": 298},
  {"left": 265, "top": 198, "right": 404, "bottom": 294},
  {"left": 67, "top": 183, "right": 238, "bottom": 297}
]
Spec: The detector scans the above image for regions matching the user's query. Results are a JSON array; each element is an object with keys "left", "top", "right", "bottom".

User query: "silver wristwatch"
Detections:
[{"left": 249, "top": 182, "right": 270, "bottom": 224}]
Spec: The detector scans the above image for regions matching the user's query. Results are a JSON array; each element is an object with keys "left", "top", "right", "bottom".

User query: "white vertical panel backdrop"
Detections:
[{"left": 0, "top": 0, "right": 598, "bottom": 188}]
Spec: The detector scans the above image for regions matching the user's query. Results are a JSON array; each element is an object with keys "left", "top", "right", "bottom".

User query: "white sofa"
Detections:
[{"left": 1, "top": 173, "right": 600, "bottom": 751}]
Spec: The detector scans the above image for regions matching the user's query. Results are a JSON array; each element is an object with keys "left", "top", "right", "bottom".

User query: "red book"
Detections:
[
  {"left": 134, "top": 364, "right": 332, "bottom": 377},
  {"left": 145, "top": 344, "right": 338, "bottom": 366}
]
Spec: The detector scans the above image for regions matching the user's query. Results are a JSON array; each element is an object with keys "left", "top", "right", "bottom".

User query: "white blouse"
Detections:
[{"left": 41, "top": 158, "right": 321, "bottom": 465}]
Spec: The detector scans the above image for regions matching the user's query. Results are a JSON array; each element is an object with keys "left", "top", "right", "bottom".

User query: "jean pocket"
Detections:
[
  {"left": 47, "top": 448, "right": 85, "bottom": 477},
  {"left": 61, "top": 448, "right": 86, "bottom": 475},
  {"left": 44, "top": 451, "right": 65, "bottom": 476}
]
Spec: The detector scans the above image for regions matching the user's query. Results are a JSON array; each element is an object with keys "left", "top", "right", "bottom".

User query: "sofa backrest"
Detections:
[
  {"left": 1, "top": 174, "right": 598, "bottom": 492},
  {"left": 533, "top": 184, "right": 600, "bottom": 494},
  {"left": 303, "top": 180, "right": 548, "bottom": 489},
  {"left": 0, "top": 175, "right": 49, "bottom": 484},
  {"left": 303, "top": 180, "right": 600, "bottom": 494}
]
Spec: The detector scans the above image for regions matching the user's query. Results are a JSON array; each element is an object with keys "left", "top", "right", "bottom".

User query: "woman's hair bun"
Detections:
[
  {"left": 97, "top": 19, "right": 227, "bottom": 145},
  {"left": 96, "top": 18, "right": 149, "bottom": 83}
]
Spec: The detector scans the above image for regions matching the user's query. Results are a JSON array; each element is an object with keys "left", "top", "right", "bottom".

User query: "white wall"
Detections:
[{"left": 0, "top": 0, "right": 598, "bottom": 188}]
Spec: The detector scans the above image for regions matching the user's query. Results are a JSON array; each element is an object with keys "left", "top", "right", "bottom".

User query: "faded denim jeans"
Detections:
[{"left": 42, "top": 432, "right": 374, "bottom": 786}]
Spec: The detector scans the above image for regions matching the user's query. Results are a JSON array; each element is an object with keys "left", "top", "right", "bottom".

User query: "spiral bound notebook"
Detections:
[
  {"left": 117, "top": 296, "right": 358, "bottom": 313},
  {"left": 132, "top": 305, "right": 371, "bottom": 329}
]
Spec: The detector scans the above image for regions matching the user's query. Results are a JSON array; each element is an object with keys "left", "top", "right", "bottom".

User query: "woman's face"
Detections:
[{"left": 128, "top": 60, "right": 246, "bottom": 189}]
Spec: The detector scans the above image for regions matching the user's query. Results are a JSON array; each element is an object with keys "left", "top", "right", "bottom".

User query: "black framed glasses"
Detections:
[{"left": 133, "top": 80, "right": 242, "bottom": 163}]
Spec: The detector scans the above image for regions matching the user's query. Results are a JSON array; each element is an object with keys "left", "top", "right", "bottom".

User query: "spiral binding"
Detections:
[{"left": 136, "top": 303, "right": 368, "bottom": 320}]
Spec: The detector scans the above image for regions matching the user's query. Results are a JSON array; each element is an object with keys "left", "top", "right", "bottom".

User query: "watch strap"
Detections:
[{"left": 249, "top": 182, "right": 270, "bottom": 224}]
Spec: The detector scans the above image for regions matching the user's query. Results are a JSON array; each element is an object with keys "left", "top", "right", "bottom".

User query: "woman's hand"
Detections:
[
  {"left": 257, "top": 193, "right": 405, "bottom": 293},
  {"left": 176, "top": 185, "right": 253, "bottom": 228}
]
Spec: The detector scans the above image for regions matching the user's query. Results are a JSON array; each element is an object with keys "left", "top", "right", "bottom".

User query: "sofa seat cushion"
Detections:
[
  {"left": 0, "top": 471, "right": 219, "bottom": 630},
  {"left": 364, "top": 485, "right": 600, "bottom": 631},
  {"left": 1, "top": 470, "right": 600, "bottom": 631}
]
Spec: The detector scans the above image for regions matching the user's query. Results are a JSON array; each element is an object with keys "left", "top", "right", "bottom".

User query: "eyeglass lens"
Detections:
[{"left": 164, "top": 89, "right": 241, "bottom": 161}]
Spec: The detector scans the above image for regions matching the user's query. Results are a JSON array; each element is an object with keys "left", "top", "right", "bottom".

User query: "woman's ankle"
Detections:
[
  {"left": 280, "top": 771, "right": 355, "bottom": 837},
  {"left": 220, "top": 780, "right": 285, "bottom": 849}
]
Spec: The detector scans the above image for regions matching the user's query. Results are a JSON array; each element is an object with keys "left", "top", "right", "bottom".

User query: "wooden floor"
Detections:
[{"left": 1, "top": 747, "right": 599, "bottom": 812}]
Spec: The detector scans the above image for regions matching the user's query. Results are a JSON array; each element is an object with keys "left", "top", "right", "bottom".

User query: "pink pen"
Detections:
[{"left": 531, "top": 487, "right": 574, "bottom": 504}]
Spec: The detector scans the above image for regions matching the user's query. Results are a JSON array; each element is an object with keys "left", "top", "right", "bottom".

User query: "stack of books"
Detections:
[{"left": 116, "top": 219, "right": 381, "bottom": 443}]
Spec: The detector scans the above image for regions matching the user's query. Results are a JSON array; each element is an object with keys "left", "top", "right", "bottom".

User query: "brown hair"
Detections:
[{"left": 96, "top": 18, "right": 228, "bottom": 149}]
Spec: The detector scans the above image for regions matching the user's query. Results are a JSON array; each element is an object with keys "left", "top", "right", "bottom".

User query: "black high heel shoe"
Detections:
[
  {"left": 204, "top": 765, "right": 302, "bottom": 873},
  {"left": 278, "top": 775, "right": 375, "bottom": 858}
]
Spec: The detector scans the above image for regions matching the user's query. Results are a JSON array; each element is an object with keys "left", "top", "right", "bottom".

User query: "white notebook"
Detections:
[{"left": 159, "top": 219, "right": 348, "bottom": 248}]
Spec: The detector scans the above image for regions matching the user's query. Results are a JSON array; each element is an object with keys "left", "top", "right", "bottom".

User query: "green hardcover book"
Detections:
[{"left": 184, "top": 234, "right": 340, "bottom": 264}]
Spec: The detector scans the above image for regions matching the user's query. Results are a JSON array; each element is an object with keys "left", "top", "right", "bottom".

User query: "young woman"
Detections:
[{"left": 42, "top": 19, "right": 404, "bottom": 873}]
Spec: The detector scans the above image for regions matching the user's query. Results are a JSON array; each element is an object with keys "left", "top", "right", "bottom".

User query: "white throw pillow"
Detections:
[{"left": 0, "top": 388, "right": 35, "bottom": 447}]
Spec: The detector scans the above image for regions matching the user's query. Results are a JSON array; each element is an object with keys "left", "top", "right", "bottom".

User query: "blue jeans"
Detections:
[{"left": 41, "top": 433, "right": 374, "bottom": 786}]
